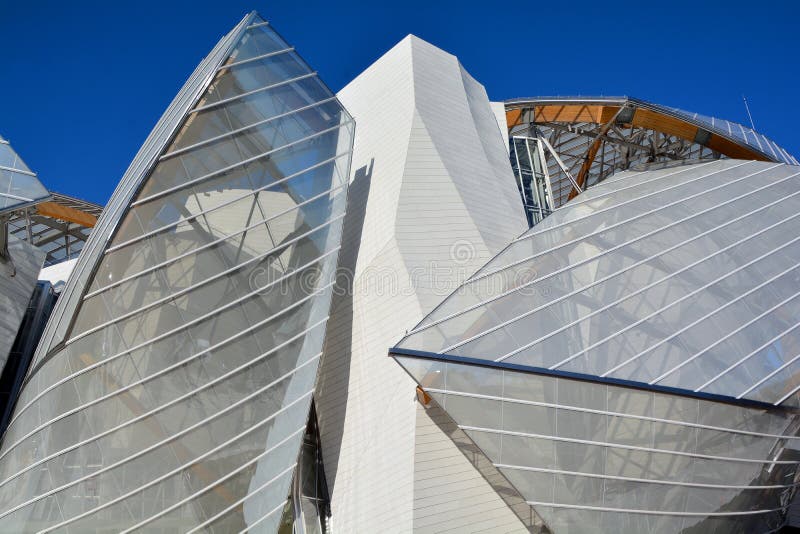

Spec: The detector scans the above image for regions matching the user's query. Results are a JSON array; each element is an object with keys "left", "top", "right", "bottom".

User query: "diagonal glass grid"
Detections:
[{"left": 0, "top": 12, "right": 353, "bottom": 533}]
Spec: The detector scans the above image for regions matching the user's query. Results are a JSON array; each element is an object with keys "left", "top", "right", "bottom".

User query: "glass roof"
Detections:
[
  {"left": 505, "top": 96, "right": 798, "bottom": 166},
  {"left": 395, "top": 159, "right": 800, "bottom": 408},
  {"left": 0, "top": 136, "right": 50, "bottom": 214}
]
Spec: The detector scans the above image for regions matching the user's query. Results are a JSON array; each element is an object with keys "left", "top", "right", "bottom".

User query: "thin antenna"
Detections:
[{"left": 742, "top": 95, "right": 756, "bottom": 130}]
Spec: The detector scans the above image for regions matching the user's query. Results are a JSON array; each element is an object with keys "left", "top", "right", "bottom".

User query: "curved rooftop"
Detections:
[
  {"left": 505, "top": 96, "right": 798, "bottom": 166},
  {"left": 394, "top": 159, "right": 800, "bottom": 409}
]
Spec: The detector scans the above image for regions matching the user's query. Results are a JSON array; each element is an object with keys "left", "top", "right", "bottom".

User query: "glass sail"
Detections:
[{"left": 0, "top": 12, "right": 353, "bottom": 533}]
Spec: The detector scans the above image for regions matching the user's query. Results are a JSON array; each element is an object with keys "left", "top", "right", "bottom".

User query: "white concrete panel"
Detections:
[
  {"left": 410, "top": 37, "right": 525, "bottom": 251},
  {"left": 490, "top": 101, "right": 510, "bottom": 154},
  {"left": 38, "top": 258, "right": 77, "bottom": 290},
  {"left": 316, "top": 35, "right": 528, "bottom": 532}
]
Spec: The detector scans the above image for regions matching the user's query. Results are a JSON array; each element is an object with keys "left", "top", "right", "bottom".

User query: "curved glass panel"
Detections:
[
  {"left": 0, "top": 136, "right": 49, "bottom": 214},
  {"left": 397, "top": 160, "right": 800, "bottom": 407},
  {"left": 394, "top": 356, "right": 800, "bottom": 534},
  {"left": 0, "top": 12, "right": 352, "bottom": 533}
]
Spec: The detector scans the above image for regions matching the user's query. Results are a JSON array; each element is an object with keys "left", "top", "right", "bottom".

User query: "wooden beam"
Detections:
[
  {"left": 706, "top": 134, "right": 769, "bottom": 161},
  {"left": 36, "top": 201, "right": 97, "bottom": 228},
  {"left": 630, "top": 108, "right": 698, "bottom": 141},
  {"left": 533, "top": 104, "right": 620, "bottom": 125},
  {"left": 513, "top": 102, "right": 773, "bottom": 163},
  {"left": 569, "top": 106, "right": 629, "bottom": 200},
  {"left": 416, "top": 386, "right": 432, "bottom": 407},
  {"left": 505, "top": 108, "right": 523, "bottom": 130}
]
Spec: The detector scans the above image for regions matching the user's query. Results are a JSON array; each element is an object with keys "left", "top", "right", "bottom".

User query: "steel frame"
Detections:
[{"left": 5, "top": 193, "right": 102, "bottom": 266}]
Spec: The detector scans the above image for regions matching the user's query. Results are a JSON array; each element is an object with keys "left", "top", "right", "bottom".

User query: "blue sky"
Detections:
[{"left": 2, "top": 0, "right": 799, "bottom": 205}]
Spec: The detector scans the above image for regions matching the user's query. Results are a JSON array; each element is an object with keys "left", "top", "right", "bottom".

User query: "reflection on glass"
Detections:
[{"left": 0, "top": 12, "right": 352, "bottom": 533}]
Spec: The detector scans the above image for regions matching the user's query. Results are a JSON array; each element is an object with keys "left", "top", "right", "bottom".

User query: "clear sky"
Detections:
[{"left": 2, "top": 0, "right": 798, "bottom": 206}]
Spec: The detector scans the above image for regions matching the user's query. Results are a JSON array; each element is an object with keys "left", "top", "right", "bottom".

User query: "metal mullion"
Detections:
[
  {"left": 413, "top": 164, "right": 791, "bottom": 339},
  {"left": 68, "top": 267, "right": 327, "bottom": 360},
  {"left": 487, "top": 194, "right": 800, "bottom": 364},
  {"left": 467, "top": 163, "right": 712, "bottom": 283},
  {"left": 217, "top": 46, "right": 294, "bottom": 71},
  {"left": 31, "top": 12, "right": 255, "bottom": 364},
  {"left": 501, "top": 163, "right": 775, "bottom": 269},
  {"left": 476, "top": 163, "right": 734, "bottom": 282},
  {"left": 535, "top": 137, "right": 554, "bottom": 215},
  {"left": 552, "top": 159, "right": 709, "bottom": 213},
  {"left": 0, "top": 320, "right": 327, "bottom": 481},
  {"left": 72, "top": 235, "right": 341, "bottom": 344},
  {"left": 545, "top": 216, "right": 800, "bottom": 370},
  {"left": 777, "top": 382, "right": 800, "bottom": 406},
  {"left": 109, "top": 151, "right": 347, "bottom": 254},
  {"left": 495, "top": 463, "right": 797, "bottom": 490},
  {"left": 737, "top": 345, "right": 800, "bottom": 402},
  {"left": 33, "top": 230, "right": 73, "bottom": 249},
  {"left": 28, "top": 224, "right": 61, "bottom": 241},
  {"left": 41, "top": 240, "right": 73, "bottom": 257},
  {"left": 12, "top": 278, "right": 333, "bottom": 429},
  {"left": 161, "top": 95, "right": 336, "bottom": 161},
  {"left": 522, "top": 500, "right": 780, "bottom": 517},
  {"left": 190, "top": 72, "right": 317, "bottom": 115},
  {"left": 182, "top": 463, "right": 296, "bottom": 533},
  {"left": 236, "top": 501, "right": 287, "bottom": 534},
  {"left": 738, "top": 123, "right": 749, "bottom": 145},
  {"left": 539, "top": 136, "right": 581, "bottom": 193},
  {"left": 511, "top": 138, "right": 530, "bottom": 221},
  {"left": 246, "top": 21, "right": 270, "bottom": 29},
  {"left": 728, "top": 323, "right": 800, "bottom": 397},
  {"left": 424, "top": 388, "right": 800, "bottom": 441},
  {"left": 27, "top": 393, "right": 313, "bottom": 531},
  {"left": 511, "top": 160, "right": 748, "bottom": 245},
  {"left": 645, "top": 282, "right": 800, "bottom": 388},
  {"left": 523, "top": 138, "right": 544, "bottom": 221},
  {"left": 0, "top": 191, "right": 34, "bottom": 203},
  {"left": 0, "top": 165, "right": 37, "bottom": 178},
  {"left": 460, "top": 426, "right": 800, "bottom": 465},
  {"left": 132, "top": 460, "right": 297, "bottom": 533},
  {"left": 132, "top": 121, "right": 350, "bottom": 207},
  {"left": 93, "top": 180, "right": 347, "bottom": 296},
  {"left": 751, "top": 130, "right": 765, "bottom": 153}
]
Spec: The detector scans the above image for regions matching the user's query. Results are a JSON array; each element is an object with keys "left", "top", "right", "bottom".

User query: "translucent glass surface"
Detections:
[
  {"left": 666, "top": 104, "right": 799, "bottom": 166},
  {"left": 397, "top": 159, "right": 800, "bottom": 406},
  {"left": 394, "top": 357, "right": 800, "bottom": 533},
  {"left": 0, "top": 137, "right": 49, "bottom": 214},
  {"left": 505, "top": 96, "right": 798, "bottom": 166},
  {"left": 0, "top": 13, "right": 352, "bottom": 533}
]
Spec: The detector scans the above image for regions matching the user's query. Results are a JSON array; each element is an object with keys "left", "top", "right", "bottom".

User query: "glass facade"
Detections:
[
  {"left": 503, "top": 97, "right": 798, "bottom": 221},
  {"left": 664, "top": 105, "right": 798, "bottom": 166},
  {"left": 510, "top": 136, "right": 554, "bottom": 226},
  {"left": 392, "top": 158, "right": 800, "bottom": 531},
  {"left": 2, "top": 13, "right": 799, "bottom": 533},
  {"left": 394, "top": 356, "right": 800, "bottom": 533},
  {"left": 398, "top": 159, "right": 800, "bottom": 407},
  {"left": 505, "top": 96, "right": 798, "bottom": 167},
  {"left": 5, "top": 193, "right": 101, "bottom": 267},
  {"left": 0, "top": 12, "right": 352, "bottom": 533},
  {"left": 0, "top": 135, "right": 50, "bottom": 215}
]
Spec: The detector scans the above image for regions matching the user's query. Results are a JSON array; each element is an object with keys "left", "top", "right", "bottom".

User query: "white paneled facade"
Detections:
[{"left": 315, "top": 35, "right": 529, "bottom": 532}]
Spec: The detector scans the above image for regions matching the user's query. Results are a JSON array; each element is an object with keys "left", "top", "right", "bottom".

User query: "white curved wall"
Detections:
[{"left": 315, "top": 34, "right": 528, "bottom": 532}]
